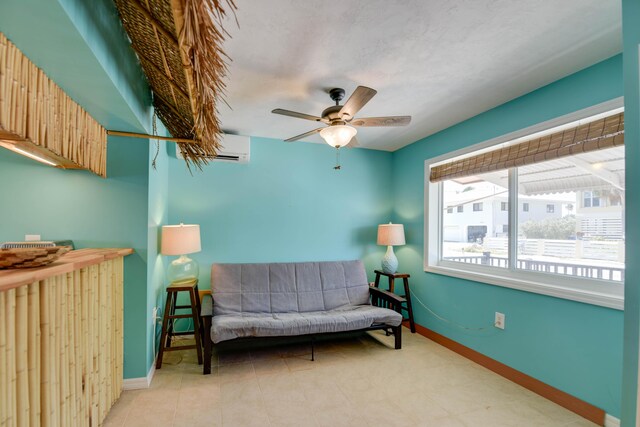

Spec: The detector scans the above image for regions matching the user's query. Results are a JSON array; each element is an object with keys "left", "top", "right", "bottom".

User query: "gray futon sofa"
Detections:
[{"left": 201, "top": 260, "right": 405, "bottom": 374}]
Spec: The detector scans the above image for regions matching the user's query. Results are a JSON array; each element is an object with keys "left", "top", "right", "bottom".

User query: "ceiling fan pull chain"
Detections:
[{"left": 334, "top": 147, "right": 341, "bottom": 170}]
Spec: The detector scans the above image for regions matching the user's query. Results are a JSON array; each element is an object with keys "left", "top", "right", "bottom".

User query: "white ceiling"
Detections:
[{"left": 219, "top": 0, "right": 621, "bottom": 151}]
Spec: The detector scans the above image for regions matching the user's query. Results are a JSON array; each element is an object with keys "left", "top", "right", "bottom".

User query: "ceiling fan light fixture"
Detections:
[{"left": 319, "top": 125, "right": 357, "bottom": 148}]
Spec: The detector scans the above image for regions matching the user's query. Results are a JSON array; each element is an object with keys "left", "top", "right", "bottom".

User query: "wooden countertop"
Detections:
[{"left": 0, "top": 248, "right": 134, "bottom": 292}]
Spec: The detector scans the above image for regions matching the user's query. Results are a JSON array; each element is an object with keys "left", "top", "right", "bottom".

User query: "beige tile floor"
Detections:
[{"left": 104, "top": 328, "right": 598, "bottom": 427}]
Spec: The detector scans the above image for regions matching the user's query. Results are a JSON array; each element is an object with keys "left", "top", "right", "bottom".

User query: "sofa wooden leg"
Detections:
[
  {"left": 311, "top": 336, "right": 315, "bottom": 361},
  {"left": 394, "top": 324, "right": 402, "bottom": 350},
  {"left": 203, "top": 316, "right": 212, "bottom": 375}
]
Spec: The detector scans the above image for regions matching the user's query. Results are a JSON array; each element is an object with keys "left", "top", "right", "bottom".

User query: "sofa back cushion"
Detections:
[{"left": 211, "top": 261, "right": 370, "bottom": 315}]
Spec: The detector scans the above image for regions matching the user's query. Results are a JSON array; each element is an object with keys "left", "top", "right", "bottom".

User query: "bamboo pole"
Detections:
[
  {"left": 66, "top": 273, "right": 76, "bottom": 426},
  {"left": 115, "top": 257, "right": 124, "bottom": 395},
  {"left": 7, "top": 289, "right": 17, "bottom": 427},
  {"left": 51, "top": 276, "right": 60, "bottom": 426},
  {"left": 0, "top": 291, "right": 7, "bottom": 427},
  {"left": 60, "top": 274, "right": 70, "bottom": 426},
  {"left": 106, "top": 129, "right": 197, "bottom": 144},
  {"left": 107, "top": 260, "right": 115, "bottom": 405},
  {"left": 27, "top": 282, "right": 40, "bottom": 426},
  {"left": 170, "top": 0, "right": 199, "bottom": 136},
  {"left": 89, "top": 264, "right": 99, "bottom": 425},
  {"left": 0, "top": 36, "right": 7, "bottom": 130},
  {"left": 72, "top": 271, "right": 82, "bottom": 425},
  {"left": 99, "top": 262, "right": 107, "bottom": 420},
  {"left": 39, "top": 280, "right": 51, "bottom": 427},
  {"left": 15, "top": 286, "right": 28, "bottom": 427},
  {"left": 80, "top": 267, "right": 89, "bottom": 425}
]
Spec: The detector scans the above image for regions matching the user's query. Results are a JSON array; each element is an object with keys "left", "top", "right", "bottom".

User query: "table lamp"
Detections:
[
  {"left": 377, "top": 222, "right": 405, "bottom": 274},
  {"left": 161, "top": 223, "right": 201, "bottom": 284}
]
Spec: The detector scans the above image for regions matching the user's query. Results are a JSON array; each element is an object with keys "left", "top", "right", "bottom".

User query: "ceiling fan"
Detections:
[{"left": 271, "top": 86, "right": 411, "bottom": 149}]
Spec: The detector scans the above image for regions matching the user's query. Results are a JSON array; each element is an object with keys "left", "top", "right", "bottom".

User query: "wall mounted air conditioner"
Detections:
[{"left": 176, "top": 134, "right": 250, "bottom": 163}]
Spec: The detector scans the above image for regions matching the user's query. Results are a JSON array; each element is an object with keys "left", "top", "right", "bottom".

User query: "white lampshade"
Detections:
[
  {"left": 377, "top": 223, "right": 405, "bottom": 246},
  {"left": 319, "top": 125, "right": 357, "bottom": 148},
  {"left": 161, "top": 224, "right": 201, "bottom": 255}
]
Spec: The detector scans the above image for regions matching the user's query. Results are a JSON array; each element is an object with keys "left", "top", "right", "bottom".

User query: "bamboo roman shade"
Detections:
[
  {"left": 0, "top": 33, "right": 107, "bottom": 176},
  {"left": 429, "top": 112, "right": 624, "bottom": 183}
]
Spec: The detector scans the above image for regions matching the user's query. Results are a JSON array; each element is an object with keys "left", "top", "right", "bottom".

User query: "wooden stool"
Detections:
[
  {"left": 157, "top": 279, "right": 203, "bottom": 369},
  {"left": 373, "top": 270, "right": 416, "bottom": 333}
]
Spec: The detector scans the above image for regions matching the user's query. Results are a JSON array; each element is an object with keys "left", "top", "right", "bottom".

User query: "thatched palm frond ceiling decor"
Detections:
[
  {"left": 113, "top": 0, "right": 237, "bottom": 169},
  {"left": 0, "top": 33, "right": 107, "bottom": 177}
]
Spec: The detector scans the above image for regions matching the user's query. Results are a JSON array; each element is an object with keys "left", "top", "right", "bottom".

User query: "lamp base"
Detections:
[
  {"left": 381, "top": 245, "right": 398, "bottom": 274},
  {"left": 167, "top": 254, "right": 199, "bottom": 284}
]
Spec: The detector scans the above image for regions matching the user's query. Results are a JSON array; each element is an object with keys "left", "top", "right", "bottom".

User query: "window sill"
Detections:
[{"left": 424, "top": 264, "right": 623, "bottom": 310}]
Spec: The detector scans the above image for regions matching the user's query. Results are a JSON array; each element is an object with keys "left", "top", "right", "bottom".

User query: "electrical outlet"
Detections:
[{"left": 494, "top": 312, "right": 505, "bottom": 330}]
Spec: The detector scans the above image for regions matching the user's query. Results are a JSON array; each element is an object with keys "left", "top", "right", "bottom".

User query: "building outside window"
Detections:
[
  {"left": 547, "top": 204, "right": 555, "bottom": 213},
  {"left": 473, "top": 202, "right": 483, "bottom": 211},
  {"left": 523, "top": 202, "right": 529, "bottom": 212},
  {"left": 457, "top": 205, "right": 463, "bottom": 213},
  {"left": 501, "top": 202, "right": 508, "bottom": 211}
]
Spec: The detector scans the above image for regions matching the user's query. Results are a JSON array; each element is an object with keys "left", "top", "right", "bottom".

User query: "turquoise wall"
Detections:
[
  {"left": 0, "top": 0, "right": 157, "bottom": 378},
  {"left": 146, "top": 137, "right": 170, "bottom": 372},
  {"left": 168, "top": 137, "right": 393, "bottom": 287},
  {"left": 391, "top": 55, "right": 624, "bottom": 416},
  {"left": 56, "top": 0, "right": 151, "bottom": 130},
  {"left": 621, "top": 0, "right": 640, "bottom": 424},
  {"left": 0, "top": 139, "right": 150, "bottom": 378}
]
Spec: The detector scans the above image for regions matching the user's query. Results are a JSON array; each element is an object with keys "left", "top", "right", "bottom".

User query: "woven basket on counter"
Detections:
[{"left": 0, "top": 246, "right": 72, "bottom": 269}]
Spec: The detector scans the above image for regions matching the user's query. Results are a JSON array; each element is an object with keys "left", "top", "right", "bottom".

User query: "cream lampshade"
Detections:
[
  {"left": 377, "top": 223, "right": 405, "bottom": 274},
  {"left": 161, "top": 223, "right": 201, "bottom": 284}
]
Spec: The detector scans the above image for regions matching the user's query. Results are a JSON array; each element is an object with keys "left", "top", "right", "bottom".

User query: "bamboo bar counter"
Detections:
[{"left": 0, "top": 248, "right": 133, "bottom": 427}]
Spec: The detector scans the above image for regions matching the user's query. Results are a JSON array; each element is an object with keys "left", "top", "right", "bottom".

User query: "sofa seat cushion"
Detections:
[{"left": 211, "top": 305, "right": 403, "bottom": 343}]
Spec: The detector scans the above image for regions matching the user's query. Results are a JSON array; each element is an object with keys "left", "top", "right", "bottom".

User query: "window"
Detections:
[
  {"left": 583, "top": 191, "right": 601, "bottom": 208},
  {"left": 447, "top": 207, "right": 453, "bottom": 213},
  {"left": 457, "top": 206, "right": 463, "bottom": 213},
  {"left": 425, "top": 107, "right": 625, "bottom": 309},
  {"left": 609, "top": 193, "right": 622, "bottom": 206}
]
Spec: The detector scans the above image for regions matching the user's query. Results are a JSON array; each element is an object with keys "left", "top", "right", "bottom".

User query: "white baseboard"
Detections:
[
  {"left": 122, "top": 359, "right": 156, "bottom": 390},
  {"left": 604, "top": 413, "right": 620, "bottom": 427}
]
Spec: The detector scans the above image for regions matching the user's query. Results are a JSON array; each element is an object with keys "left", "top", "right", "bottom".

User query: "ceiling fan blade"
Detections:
[
  {"left": 272, "top": 109, "right": 327, "bottom": 123},
  {"left": 284, "top": 127, "right": 324, "bottom": 142},
  {"left": 350, "top": 116, "right": 412, "bottom": 127},
  {"left": 339, "top": 86, "right": 377, "bottom": 120},
  {"left": 345, "top": 135, "right": 360, "bottom": 149}
]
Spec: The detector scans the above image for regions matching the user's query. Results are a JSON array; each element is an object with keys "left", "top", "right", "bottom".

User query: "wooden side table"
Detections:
[
  {"left": 373, "top": 270, "right": 416, "bottom": 333},
  {"left": 157, "top": 279, "right": 203, "bottom": 369}
]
